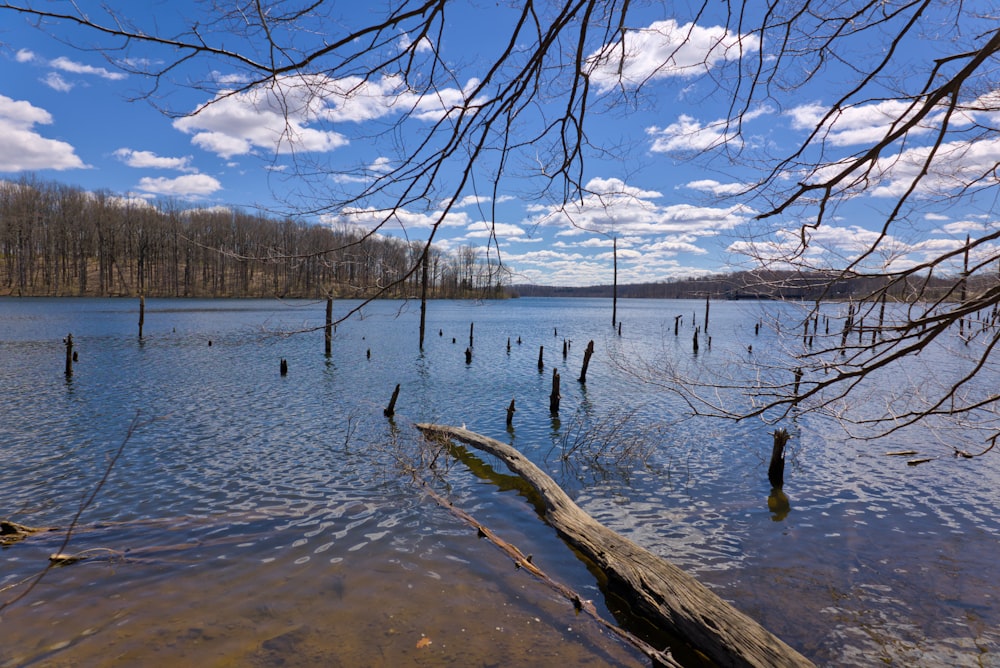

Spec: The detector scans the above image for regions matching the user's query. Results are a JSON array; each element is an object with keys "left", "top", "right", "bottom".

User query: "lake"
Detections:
[{"left": 1, "top": 297, "right": 997, "bottom": 666}]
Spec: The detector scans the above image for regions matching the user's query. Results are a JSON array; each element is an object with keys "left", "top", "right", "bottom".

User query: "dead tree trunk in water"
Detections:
[
  {"left": 611, "top": 237, "right": 618, "bottom": 328},
  {"left": 64, "top": 333, "right": 73, "bottom": 377},
  {"left": 419, "top": 249, "right": 429, "bottom": 350},
  {"left": 138, "top": 295, "right": 145, "bottom": 339},
  {"left": 549, "top": 368, "right": 561, "bottom": 414},
  {"left": 384, "top": 383, "right": 401, "bottom": 418},
  {"left": 769, "top": 429, "right": 790, "bottom": 489},
  {"left": 415, "top": 424, "right": 813, "bottom": 668},
  {"left": 578, "top": 340, "right": 594, "bottom": 383},
  {"left": 325, "top": 297, "right": 333, "bottom": 357}
]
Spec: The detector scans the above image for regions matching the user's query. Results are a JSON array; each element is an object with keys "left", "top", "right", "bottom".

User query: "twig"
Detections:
[{"left": 0, "top": 411, "right": 149, "bottom": 612}]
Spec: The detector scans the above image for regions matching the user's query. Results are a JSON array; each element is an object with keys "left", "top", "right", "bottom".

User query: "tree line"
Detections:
[
  {"left": 0, "top": 176, "right": 509, "bottom": 299},
  {"left": 514, "top": 268, "right": 994, "bottom": 302}
]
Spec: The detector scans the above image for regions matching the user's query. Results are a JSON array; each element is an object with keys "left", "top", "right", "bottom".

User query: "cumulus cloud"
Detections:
[
  {"left": 174, "top": 84, "right": 349, "bottom": 158},
  {"left": 176, "top": 72, "right": 480, "bottom": 158},
  {"left": 15, "top": 49, "right": 35, "bottom": 63},
  {"left": 333, "top": 205, "right": 472, "bottom": 232},
  {"left": 115, "top": 148, "right": 196, "bottom": 172},
  {"left": 42, "top": 72, "right": 74, "bottom": 93},
  {"left": 50, "top": 56, "right": 126, "bottom": 81},
  {"left": 529, "top": 176, "right": 747, "bottom": 239},
  {"left": 136, "top": 174, "right": 222, "bottom": 198},
  {"left": 463, "top": 221, "right": 527, "bottom": 240},
  {"left": 587, "top": 19, "right": 759, "bottom": 92},
  {"left": 683, "top": 179, "right": 747, "bottom": 196},
  {"left": 0, "top": 95, "right": 86, "bottom": 172}
]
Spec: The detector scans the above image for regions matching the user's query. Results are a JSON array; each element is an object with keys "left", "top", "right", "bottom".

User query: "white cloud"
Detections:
[
  {"left": 114, "top": 148, "right": 196, "bottom": 172},
  {"left": 647, "top": 114, "right": 733, "bottom": 153},
  {"left": 683, "top": 179, "right": 746, "bottom": 196},
  {"left": 136, "top": 174, "right": 222, "bottom": 198},
  {"left": 463, "top": 221, "right": 526, "bottom": 239},
  {"left": 174, "top": 83, "right": 349, "bottom": 158},
  {"left": 174, "top": 71, "right": 479, "bottom": 159},
  {"left": 334, "top": 205, "right": 472, "bottom": 232},
  {"left": 15, "top": 49, "right": 35, "bottom": 63},
  {"left": 529, "top": 175, "right": 747, "bottom": 238},
  {"left": 42, "top": 72, "right": 74, "bottom": 93},
  {"left": 0, "top": 95, "right": 85, "bottom": 171},
  {"left": 588, "top": 19, "right": 759, "bottom": 92},
  {"left": 50, "top": 56, "right": 126, "bottom": 81}
]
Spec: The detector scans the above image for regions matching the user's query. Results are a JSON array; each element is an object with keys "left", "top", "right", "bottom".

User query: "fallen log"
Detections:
[
  {"left": 414, "top": 476, "right": 678, "bottom": 667},
  {"left": 416, "top": 423, "right": 813, "bottom": 668}
]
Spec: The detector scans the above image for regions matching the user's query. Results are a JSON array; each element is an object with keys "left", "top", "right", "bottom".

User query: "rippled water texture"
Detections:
[{"left": 1, "top": 297, "right": 998, "bottom": 666}]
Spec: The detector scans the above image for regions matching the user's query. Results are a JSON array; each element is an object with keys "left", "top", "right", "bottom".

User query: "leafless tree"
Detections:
[{"left": 4, "top": 1, "right": 1000, "bottom": 445}]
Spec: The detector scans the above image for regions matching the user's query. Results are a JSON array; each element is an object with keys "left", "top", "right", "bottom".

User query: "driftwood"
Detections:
[
  {"left": 416, "top": 423, "right": 813, "bottom": 668},
  {"left": 414, "top": 476, "right": 679, "bottom": 667}
]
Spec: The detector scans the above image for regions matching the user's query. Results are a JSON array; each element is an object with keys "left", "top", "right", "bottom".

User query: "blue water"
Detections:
[{"left": 1, "top": 297, "right": 998, "bottom": 666}]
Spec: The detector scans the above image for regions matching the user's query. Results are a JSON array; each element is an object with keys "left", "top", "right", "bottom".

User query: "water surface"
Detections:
[{"left": 1, "top": 297, "right": 997, "bottom": 666}]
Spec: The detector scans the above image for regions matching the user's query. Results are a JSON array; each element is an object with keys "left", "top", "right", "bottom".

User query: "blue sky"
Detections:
[{"left": 1, "top": 2, "right": 996, "bottom": 286}]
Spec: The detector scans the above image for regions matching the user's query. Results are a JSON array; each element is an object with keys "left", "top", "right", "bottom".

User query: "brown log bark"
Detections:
[{"left": 416, "top": 423, "right": 813, "bottom": 668}]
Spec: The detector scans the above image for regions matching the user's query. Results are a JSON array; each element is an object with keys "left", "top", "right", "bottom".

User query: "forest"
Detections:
[{"left": 0, "top": 175, "right": 508, "bottom": 300}]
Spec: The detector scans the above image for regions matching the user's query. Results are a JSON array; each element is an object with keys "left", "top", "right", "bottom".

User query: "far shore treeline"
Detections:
[
  {"left": 1, "top": 175, "right": 986, "bottom": 302},
  {"left": 0, "top": 175, "right": 508, "bottom": 299}
]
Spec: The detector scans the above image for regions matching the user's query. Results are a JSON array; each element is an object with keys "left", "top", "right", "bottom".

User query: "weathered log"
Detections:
[
  {"left": 413, "top": 474, "right": 678, "bottom": 666},
  {"left": 416, "top": 423, "right": 813, "bottom": 668}
]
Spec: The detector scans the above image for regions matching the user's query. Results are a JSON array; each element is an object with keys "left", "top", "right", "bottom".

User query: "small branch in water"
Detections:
[{"left": 1, "top": 411, "right": 149, "bottom": 612}]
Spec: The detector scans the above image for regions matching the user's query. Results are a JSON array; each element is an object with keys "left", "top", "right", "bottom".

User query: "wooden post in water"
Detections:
[
  {"left": 138, "top": 294, "right": 145, "bottom": 339},
  {"left": 280, "top": 358, "right": 288, "bottom": 376},
  {"left": 325, "top": 297, "right": 333, "bottom": 357},
  {"left": 465, "top": 347, "right": 473, "bottom": 364},
  {"left": 704, "top": 295, "right": 710, "bottom": 333},
  {"left": 469, "top": 322, "right": 475, "bottom": 348},
  {"left": 562, "top": 338, "right": 568, "bottom": 358},
  {"left": 674, "top": 315, "right": 682, "bottom": 336},
  {"left": 692, "top": 328, "right": 699, "bottom": 354},
  {"left": 537, "top": 345, "right": 544, "bottom": 371},
  {"left": 578, "top": 340, "right": 595, "bottom": 383},
  {"left": 506, "top": 337, "right": 511, "bottom": 353},
  {"left": 384, "top": 383, "right": 401, "bottom": 418},
  {"left": 768, "top": 428, "right": 790, "bottom": 489},
  {"left": 549, "top": 368, "right": 561, "bottom": 414},
  {"left": 64, "top": 333, "right": 73, "bottom": 377},
  {"left": 506, "top": 398, "right": 516, "bottom": 428}
]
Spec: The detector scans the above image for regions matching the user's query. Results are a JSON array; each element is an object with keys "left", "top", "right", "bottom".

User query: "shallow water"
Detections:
[{"left": 1, "top": 297, "right": 998, "bottom": 666}]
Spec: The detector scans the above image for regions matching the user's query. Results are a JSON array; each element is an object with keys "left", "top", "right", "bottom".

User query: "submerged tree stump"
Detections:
[
  {"left": 506, "top": 398, "right": 516, "bottom": 428},
  {"left": 383, "top": 383, "right": 401, "bottom": 418},
  {"left": 769, "top": 429, "right": 790, "bottom": 489},
  {"left": 64, "top": 333, "right": 73, "bottom": 377},
  {"left": 416, "top": 424, "right": 813, "bottom": 668},
  {"left": 578, "top": 340, "right": 595, "bottom": 383},
  {"left": 325, "top": 297, "right": 333, "bottom": 357},
  {"left": 549, "top": 368, "right": 561, "bottom": 414}
]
